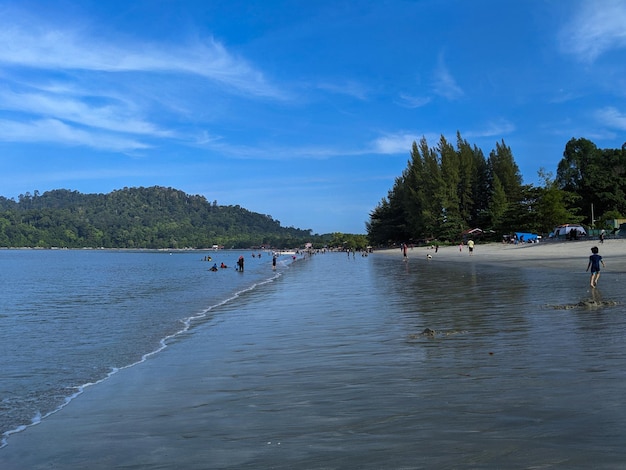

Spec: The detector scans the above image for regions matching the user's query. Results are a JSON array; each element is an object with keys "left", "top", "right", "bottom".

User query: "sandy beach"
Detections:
[{"left": 378, "top": 238, "right": 626, "bottom": 271}]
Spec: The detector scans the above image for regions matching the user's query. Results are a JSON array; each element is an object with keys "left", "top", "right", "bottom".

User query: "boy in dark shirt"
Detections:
[{"left": 586, "top": 246, "right": 606, "bottom": 288}]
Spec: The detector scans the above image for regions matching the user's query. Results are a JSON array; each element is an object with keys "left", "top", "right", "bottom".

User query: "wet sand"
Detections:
[{"left": 381, "top": 238, "right": 626, "bottom": 271}]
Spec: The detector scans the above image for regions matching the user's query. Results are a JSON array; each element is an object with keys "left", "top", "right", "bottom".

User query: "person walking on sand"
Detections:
[{"left": 586, "top": 246, "right": 605, "bottom": 288}]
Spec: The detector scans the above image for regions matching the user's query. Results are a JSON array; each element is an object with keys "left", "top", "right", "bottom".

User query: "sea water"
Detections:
[
  {"left": 1, "top": 248, "right": 626, "bottom": 468},
  {"left": 0, "top": 248, "right": 289, "bottom": 446}
]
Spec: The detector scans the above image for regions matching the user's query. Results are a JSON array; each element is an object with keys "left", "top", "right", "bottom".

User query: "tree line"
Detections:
[
  {"left": 0, "top": 186, "right": 317, "bottom": 249},
  {"left": 367, "top": 134, "right": 626, "bottom": 246}
]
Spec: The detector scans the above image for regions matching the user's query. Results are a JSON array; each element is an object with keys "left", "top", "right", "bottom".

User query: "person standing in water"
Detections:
[{"left": 586, "top": 246, "right": 605, "bottom": 288}]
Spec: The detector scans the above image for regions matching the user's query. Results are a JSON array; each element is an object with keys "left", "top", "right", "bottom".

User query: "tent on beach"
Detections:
[
  {"left": 550, "top": 224, "right": 587, "bottom": 239},
  {"left": 461, "top": 228, "right": 484, "bottom": 241},
  {"left": 514, "top": 232, "right": 539, "bottom": 243}
]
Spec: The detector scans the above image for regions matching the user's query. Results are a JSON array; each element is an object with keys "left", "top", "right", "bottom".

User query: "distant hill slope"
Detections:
[{"left": 0, "top": 186, "right": 312, "bottom": 249}]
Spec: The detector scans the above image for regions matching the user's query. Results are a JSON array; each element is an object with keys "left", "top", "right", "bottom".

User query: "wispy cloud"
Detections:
[
  {"left": 369, "top": 131, "right": 441, "bottom": 154},
  {"left": 0, "top": 118, "right": 151, "bottom": 152},
  {"left": 432, "top": 55, "right": 463, "bottom": 100},
  {"left": 595, "top": 106, "right": 626, "bottom": 130},
  {"left": 198, "top": 138, "right": 362, "bottom": 161},
  {"left": 316, "top": 80, "right": 369, "bottom": 100},
  {"left": 396, "top": 93, "right": 431, "bottom": 108},
  {"left": 559, "top": 0, "right": 626, "bottom": 62},
  {"left": 0, "top": 9, "right": 289, "bottom": 152},
  {"left": 464, "top": 119, "right": 516, "bottom": 138},
  {"left": 0, "top": 87, "right": 171, "bottom": 137},
  {"left": 370, "top": 132, "right": 416, "bottom": 154},
  {"left": 0, "top": 15, "right": 282, "bottom": 99},
  {"left": 196, "top": 130, "right": 431, "bottom": 160},
  {"left": 549, "top": 89, "right": 583, "bottom": 104}
]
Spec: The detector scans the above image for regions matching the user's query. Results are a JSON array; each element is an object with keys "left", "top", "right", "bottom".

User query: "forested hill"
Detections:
[{"left": 0, "top": 186, "right": 313, "bottom": 249}]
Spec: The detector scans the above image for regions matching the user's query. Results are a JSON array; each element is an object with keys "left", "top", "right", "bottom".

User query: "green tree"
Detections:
[
  {"left": 488, "top": 140, "right": 523, "bottom": 203},
  {"left": 456, "top": 133, "right": 477, "bottom": 225},
  {"left": 366, "top": 178, "right": 410, "bottom": 246},
  {"left": 533, "top": 168, "right": 582, "bottom": 233},
  {"left": 366, "top": 134, "right": 575, "bottom": 245},
  {"left": 487, "top": 174, "right": 508, "bottom": 232},
  {"left": 438, "top": 135, "right": 464, "bottom": 239},
  {"left": 597, "top": 209, "right": 623, "bottom": 230},
  {"left": 402, "top": 141, "right": 427, "bottom": 240},
  {"left": 418, "top": 137, "right": 445, "bottom": 238},
  {"left": 556, "top": 138, "right": 626, "bottom": 225},
  {"left": 486, "top": 140, "right": 526, "bottom": 231}
]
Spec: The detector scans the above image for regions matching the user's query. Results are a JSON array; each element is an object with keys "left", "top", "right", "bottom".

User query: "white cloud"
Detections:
[
  {"left": 197, "top": 131, "right": 426, "bottom": 160},
  {"left": 0, "top": 88, "right": 171, "bottom": 136},
  {"left": 371, "top": 132, "right": 416, "bottom": 154},
  {"left": 464, "top": 119, "right": 516, "bottom": 138},
  {"left": 0, "top": 13, "right": 283, "bottom": 99},
  {"left": 370, "top": 132, "right": 427, "bottom": 154},
  {"left": 560, "top": 0, "right": 626, "bottom": 62},
  {"left": 196, "top": 137, "right": 357, "bottom": 160},
  {"left": 433, "top": 56, "right": 463, "bottom": 100},
  {"left": 595, "top": 106, "right": 626, "bottom": 130},
  {"left": 0, "top": 9, "right": 291, "bottom": 153},
  {"left": 0, "top": 118, "right": 151, "bottom": 152}
]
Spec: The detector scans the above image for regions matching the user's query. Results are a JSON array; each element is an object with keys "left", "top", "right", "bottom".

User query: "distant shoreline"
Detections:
[
  {"left": 375, "top": 239, "right": 626, "bottom": 271},
  {"left": 0, "top": 247, "right": 286, "bottom": 252}
]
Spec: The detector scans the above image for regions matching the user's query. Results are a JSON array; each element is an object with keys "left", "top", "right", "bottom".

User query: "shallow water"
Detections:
[
  {"left": 179, "top": 253, "right": 626, "bottom": 469},
  {"left": 2, "top": 249, "right": 626, "bottom": 468},
  {"left": 0, "top": 248, "right": 287, "bottom": 444}
]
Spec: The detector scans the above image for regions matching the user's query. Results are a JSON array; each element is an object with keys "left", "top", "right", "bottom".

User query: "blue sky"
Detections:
[{"left": 1, "top": 0, "right": 625, "bottom": 234}]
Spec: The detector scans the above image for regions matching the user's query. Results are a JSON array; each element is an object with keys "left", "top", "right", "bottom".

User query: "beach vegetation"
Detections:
[
  {"left": 367, "top": 133, "right": 527, "bottom": 245},
  {"left": 367, "top": 134, "right": 626, "bottom": 245},
  {"left": 556, "top": 138, "right": 626, "bottom": 225},
  {"left": 532, "top": 169, "right": 583, "bottom": 233},
  {"left": 596, "top": 210, "right": 623, "bottom": 230},
  {"left": 324, "top": 232, "right": 369, "bottom": 251}
]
